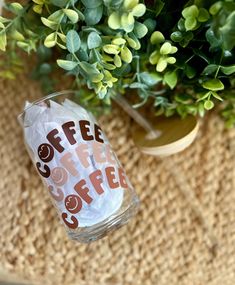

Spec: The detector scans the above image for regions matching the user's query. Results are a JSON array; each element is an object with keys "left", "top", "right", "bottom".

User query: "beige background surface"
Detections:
[{"left": 0, "top": 70, "right": 235, "bottom": 285}]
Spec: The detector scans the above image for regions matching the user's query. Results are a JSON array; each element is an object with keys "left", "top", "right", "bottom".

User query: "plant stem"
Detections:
[
  {"left": 185, "top": 54, "right": 195, "bottom": 64},
  {"left": 1, "top": 2, "right": 34, "bottom": 35},
  {"left": 214, "top": 51, "right": 224, "bottom": 78}
]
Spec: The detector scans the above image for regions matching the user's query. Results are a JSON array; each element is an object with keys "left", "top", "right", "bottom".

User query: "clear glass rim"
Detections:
[{"left": 17, "top": 90, "right": 76, "bottom": 123}]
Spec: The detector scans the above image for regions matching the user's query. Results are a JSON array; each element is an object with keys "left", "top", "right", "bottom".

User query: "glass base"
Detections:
[{"left": 68, "top": 198, "right": 139, "bottom": 243}]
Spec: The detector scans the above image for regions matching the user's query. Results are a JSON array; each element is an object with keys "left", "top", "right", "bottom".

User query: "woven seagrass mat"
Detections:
[{"left": 0, "top": 70, "right": 235, "bottom": 285}]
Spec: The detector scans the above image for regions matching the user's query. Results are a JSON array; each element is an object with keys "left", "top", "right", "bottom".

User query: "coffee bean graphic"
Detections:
[
  {"left": 38, "top": 143, "right": 54, "bottom": 162},
  {"left": 65, "top": 195, "right": 82, "bottom": 214},
  {"left": 51, "top": 167, "right": 68, "bottom": 186}
]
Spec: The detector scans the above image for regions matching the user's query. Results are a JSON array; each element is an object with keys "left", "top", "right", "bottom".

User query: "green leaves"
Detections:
[
  {"left": 101, "top": 36, "right": 133, "bottom": 71},
  {"left": 38, "top": 63, "right": 52, "bottom": 75},
  {"left": 198, "top": 90, "right": 222, "bottom": 102},
  {"left": 219, "top": 11, "right": 235, "bottom": 51},
  {"left": 120, "top": 46, "right": 132, "bottom": 63},
  {"left": 41, "top": 18, "right": 57, "bottom": 30},
  {"left": 108, "top": 0, "right": 146, "bottom": 32},
  {"left": 150, "top": 31, "right": 165, "bottom": 44},
  {"left": 84, "top": 5, "right": 103, "bottom": 25},
  {"left": 120, "top": 13, "right": 135, "bottom": 33},
  {"left": 66, "top": 30, "right": 81, "bottom": 53},
  {"left": 50, "top": 0, "right": 69, "bottom": 8},
  {"left": 197, "top": 89, "right": 223, "bottom": 111},
  {"left": 182, "top": 5, "right": 199, "bottom": 31},
  {"left": 134, "top": 22, "right": 148, "bottom": 39},
  {"left": 57, "top": 59, "right": 78, "bottom": 70},
  {"left": 41, "top": 7, "right": 83, "bottom": 50},
  {"left": 108, "top": 12, "right": 121, "bottom": 30},
  {"left": 206, "top": 29, "right": 220, "bottom": 49},
  {"left": 0, "top": 17, "right": 10, "bottom": 51},
  {"left": 143, "top": 18, "right": 156, "bottom": 33},
  {"left": 198, "top": 8, "right": 210, "bottom": 22},
  {"left": 155, "top": 0, "right": 165, "bottom": 16},
  {"left": 44, "top": 32, "right": 57, "bottom": 48},
  {"left": 209, "top": 2, "right": 223, "bottom": 15},
  {"left": 202, "top": 79, "right": 224, "bottom": 91},
  {"left": 79, "top": 61, "right": 98, "bottom": 75},
  {"left": 112, "top": 38, "right": 126, "bottom": 45},
  {"left": 202, "top": 64, "right": 218, "bottom": 75},
  {"left": 114, "top": 54, "right": 122, "bottom": 67},
  {"left": 204, "top": 100, "right": 214, "bottom": 110},
  {"left": 41, "top": 8, "right": 80, "bottom": 32},
  {"left": 150, "top": 40, "right": 177, "bottom": 72},
  {"left": 160, "top": 42, "right": 172, "bottom": 55},
  {"left": 132, "top": 4, "right": 146, "bottom": 17},
  {"left": 139, "top": 72, "right": 161, "bottom": 86},
  {"left": 221, "top": 65, "right": 235, "bottom": 75},
  {"left": 181, "top": 4, "right": 210, "bottom": 32},
  {"left": 164, "top": 70, "right": 177, "bottom": 89},
  {"left": 170, "top": 31, "right": 183, "bottom": 42},
  {"left": 0, "top": 33, "right": 7, "bottom": 51},
  {"left": 185, "top": 65, "right": 196, "bottom": 79},
  {"left": 0, "top": 0, "right": 234, "bottom": 122},
  {"left": 103, "top": 44, "right": 119, "bottom": 54},
  {"left": 185, "top": 17, "right": 197, "bottom": 31},
  {"left": 48, "top": 9, "right": 63, "bottom": 22},
  {"left": 182, "top": 5, "right": 199, "bottom": 19},
  {"left": 207, "top": 3, "right": 235, "bottom": 51},
  {"left": 0, "top": 17, "right": 10, "bottom": 24},
  {"left": 9, "top": 2, "right": 24, "bottom": 14},
  {"left": 87, "top": 32, "right": 102, "bottom": 49},
  {"left": 10, "top": 30, "right": 25, "bottom": 41},
  {"left": 63, "top": 9, "right": 79, "bottom": 24},
  {"left": 81, "top": 0, "right": 102, "bottom": 9},
  {"left": 202, "top": 64, "right": 235, "bottom": 76}
]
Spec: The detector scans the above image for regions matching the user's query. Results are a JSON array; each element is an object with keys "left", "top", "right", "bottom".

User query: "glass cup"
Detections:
[{"left": 18, "top": 91, "right": 139, "bottom": 243}]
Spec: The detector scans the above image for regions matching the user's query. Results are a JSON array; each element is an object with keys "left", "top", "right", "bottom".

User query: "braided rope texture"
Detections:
[{"left": 0, "top": 73, "right": 235, "bottom": 285}]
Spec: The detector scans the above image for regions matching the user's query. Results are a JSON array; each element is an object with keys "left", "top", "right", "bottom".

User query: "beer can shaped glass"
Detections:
[{"left": 18, "top": 91, "right": 139, "bottom": 243}]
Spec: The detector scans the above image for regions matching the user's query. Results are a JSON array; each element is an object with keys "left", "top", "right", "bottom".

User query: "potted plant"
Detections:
[{"left": 0, "top": 0, "right": 234, "bottom": 125}]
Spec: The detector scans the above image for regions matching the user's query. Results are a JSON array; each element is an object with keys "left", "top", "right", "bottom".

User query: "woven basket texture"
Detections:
[{"left": 0, "top": 71, "right": 235, "bottom": 285}]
